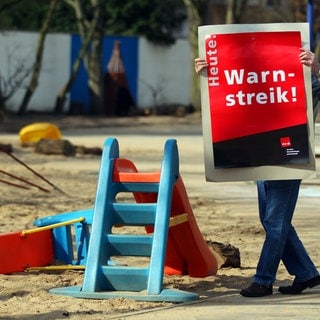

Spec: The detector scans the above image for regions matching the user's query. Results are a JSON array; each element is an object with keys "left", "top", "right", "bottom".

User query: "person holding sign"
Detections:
[{"left": 195, "top": 48, "right": 320, "bottom": 298}]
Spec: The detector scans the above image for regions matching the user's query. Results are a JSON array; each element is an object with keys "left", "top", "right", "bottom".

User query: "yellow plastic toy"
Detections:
[{"left": 19, "top": 122, "right": 62, "bottom": 144}]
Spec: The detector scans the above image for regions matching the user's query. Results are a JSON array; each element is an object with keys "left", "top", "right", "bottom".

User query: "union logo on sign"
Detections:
[{"left": 280, "top": 136, "right": 292, "bottom": 148}]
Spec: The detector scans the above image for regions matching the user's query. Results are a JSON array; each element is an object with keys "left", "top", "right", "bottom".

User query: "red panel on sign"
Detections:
[{"left": 205, "top": 31, "right": 306, "bottom": 143}]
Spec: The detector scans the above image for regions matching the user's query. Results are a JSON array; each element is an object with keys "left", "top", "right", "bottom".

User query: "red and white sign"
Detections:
[{"left": 198, "top": 23, "right": 315, "bottom": 181}]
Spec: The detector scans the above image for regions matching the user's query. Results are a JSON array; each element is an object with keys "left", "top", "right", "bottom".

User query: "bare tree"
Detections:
[
  {"left": 0, "top": 52, "right": 33, "bottom": 117},
  {"left": 54, "top": 19, "right": 99, "bottom": 113},
  {"left": 183, "top": 0, "right": 203, "bottom": 111},
  {"left": 55, "top": 0, "right": 105, "bottom": 114},
  {"left": 17, "top": 0, "right": 58, "bottom": 115}
]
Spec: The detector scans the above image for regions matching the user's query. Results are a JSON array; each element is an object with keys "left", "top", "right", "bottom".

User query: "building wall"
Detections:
[
  {"left": 0, "top": 31, "right": 70, "bottom": 113},
  {"left": 138, "top": 37, "right": 192, "bottom": 109},
  {"left": 0, "top": 31, "right": 191, "bottom": 114}
]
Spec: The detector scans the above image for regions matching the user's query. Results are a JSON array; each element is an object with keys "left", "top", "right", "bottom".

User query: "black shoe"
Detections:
[
  {"left": 278, "top": 275, "right": 320, "bottom": 294},
  {"left": 240, "top": 282, "right": 273, "bottom": 297}
]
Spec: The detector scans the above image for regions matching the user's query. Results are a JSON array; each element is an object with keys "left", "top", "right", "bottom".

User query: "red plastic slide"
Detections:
[{"left": 114, "top": 158, "right": 218, "bottom": 277}]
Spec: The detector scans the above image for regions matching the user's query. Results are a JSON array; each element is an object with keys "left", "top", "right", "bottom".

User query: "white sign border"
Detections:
[{"left": 198, "top": 23, "right": 316, "bottom": 182}]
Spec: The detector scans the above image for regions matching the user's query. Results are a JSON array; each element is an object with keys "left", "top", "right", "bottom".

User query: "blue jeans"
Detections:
[{"left": 253, "top": 180, "right": 319, "bottom": 286}]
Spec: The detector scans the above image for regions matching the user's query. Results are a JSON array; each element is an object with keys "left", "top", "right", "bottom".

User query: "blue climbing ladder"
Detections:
[{"left": 49, "top": 137, "right": 198, "bottom": 302}]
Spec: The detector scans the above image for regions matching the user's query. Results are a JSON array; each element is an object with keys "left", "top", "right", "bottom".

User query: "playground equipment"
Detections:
[
  {"left": 0, "top": 218, "right": 87, "bottom": 274},
  {"left": 33, "top": 173, "right": 219, "bottom": 277},
  {"left": 0, "top": 137, "right": 218, "bottom": 302},
  {"left": 46, "top": 137, "right": 201, "bottom": 301},
  {"left": 34, "top": 166, "right": 218, "bottom": 279},
  {"left": 0, "top": 229, "right": 53, "bottom": 274}
]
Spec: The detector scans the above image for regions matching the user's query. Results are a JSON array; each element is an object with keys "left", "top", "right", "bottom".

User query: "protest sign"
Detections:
[{"left": 198, "top": 23, "right": 316, "bottom": 182}]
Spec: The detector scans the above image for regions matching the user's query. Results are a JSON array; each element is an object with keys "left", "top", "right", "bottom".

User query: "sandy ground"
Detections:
[{"left": 0, "top": 113, "right": 320, "bottom": 320}]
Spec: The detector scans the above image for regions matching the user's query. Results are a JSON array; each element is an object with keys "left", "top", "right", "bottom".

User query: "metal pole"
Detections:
[
  {"left": 0, "top": 145, "right": 66, "bottom": 194},
  {"left": 307, "top": 0, "right": 314, "bottom": 50},
  {"left": 0, "top": 169, "right": 50, "bottom": 193}
]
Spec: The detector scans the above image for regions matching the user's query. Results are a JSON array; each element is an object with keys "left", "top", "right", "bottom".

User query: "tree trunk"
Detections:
[
  {"left": 54, "top": 27, "right": 95, "bottom": 113},
  {"left": 226, "top": 0, "right": 234, "bottom": 24},
  {"left": 56, "top": 0, "right": 104, "bottom": 114},
  {"left": 183, "top": 0, "right": 202, "bottom": 111},
  {"left": 17, "top": 0, "right": 58, "bottom": 115},
  {"left": 86, "top": 0, "right": 105, "bottom": 115}
]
